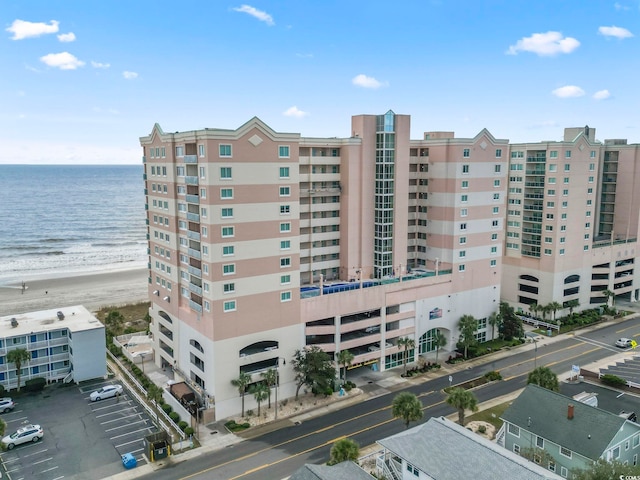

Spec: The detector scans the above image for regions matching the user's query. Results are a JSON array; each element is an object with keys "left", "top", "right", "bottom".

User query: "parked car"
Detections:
[
  {"left": 0, "top": 398, "right": 15, "bottom": 413},
  {"left": 616, "top": 338, "right": 633, "bottom": 348},
  {"left": 90, "top": 384, "right": 123, "bottom": 402},
  {"left": 1, "top": 424, "right": 43, "bottom": 449}
]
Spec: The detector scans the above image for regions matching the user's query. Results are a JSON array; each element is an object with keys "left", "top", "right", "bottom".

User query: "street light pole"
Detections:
[
  {"left": 274, "top": 357, "right": 285, "bottom": 421},
  {"left": 534, "top": 339, "right": 538, "bottom": 369}
]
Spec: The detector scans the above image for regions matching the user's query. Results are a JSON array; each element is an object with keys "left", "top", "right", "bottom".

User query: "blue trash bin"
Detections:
[{"left": 122, "top": 453, "right": 137, "bottom": 469}]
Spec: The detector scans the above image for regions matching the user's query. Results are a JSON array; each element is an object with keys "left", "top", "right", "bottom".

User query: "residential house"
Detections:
[
  {"left": 289, "top": 461, "right": 372, "bottom": 480},
  {"left": 499, "top": 384, "right": 640, "bottom": 478}
]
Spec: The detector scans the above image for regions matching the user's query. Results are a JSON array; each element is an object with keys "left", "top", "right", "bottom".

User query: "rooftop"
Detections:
[{"left": 0, "top": 305, "right": 104, "bottom": 337}]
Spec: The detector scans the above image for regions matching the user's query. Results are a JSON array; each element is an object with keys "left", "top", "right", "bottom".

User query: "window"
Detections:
[
  {"left": 222, "top": 226, "right": 234, "bottom": 237},
  {"left": 221, "top": 188, "right": 233, "bottom": 199},
  {"left": 458, "top": 264, "right": 466, "bottom": 272},
  {"left": 280, "top": 205, "right": 290, "bottom": 215},
  {"left": 547, "top": 202, "right": 555, "bottom": 208},
  {"left": 220, "top": 167, "right": 232, "bottom": 179},
  {"left": 496, "top": 149, "right": 502, "bottom": 158},
  {"left": 565, "top": 150, "right": 571, "bottom": 158},
  {"left": 223, "top": 300, "right": 236, "bottom": 312},
  {"left": 281, "top": 291, "right": 292, "bottom": 302},
  {"left": 508, "top": 423, "right": 520, "bottom": 437},
  {"left": 222, "top": 208, "right": 233, "bottom": 218},
  {"left": 490, "top": 259, "right": 497, "bottom": 267},
  {"left": 279, "top": 145, "right": 290, "bottom": 158},
  {"left": 280, "top": 257, "right": 291, "bottom": 268},
  {"left": 459, "top": 237, "right": 467, "bottom": 245},
  {"left": 491, "top": 233, "right": 498, "bottom": 240},
  {"left": 198, "top": 144, "right": 205, "bottom": 157},
  {"left": 544, "top": 248, "right": 552, "bottom": 255},
  {"left": 279, "top": 167, "right": 290, "bottom": 178},
  {"left": 280, "top": 222, "right": 291, "bottom": 233},
  {"left": 219, "top": 144, "right": 232, "bottom": 157},
  {"left": 223, "top": 283, "right": 235, "bottom": 294},
  {"left": 589, "top": 162, "right": 595, "bottom": 170},
  {"left": 559, "top": 248, "right": 565, "bottom": 255},
  {"left": 563, "top": 189, "right": 569, "bottom": 196},
  {"left": 549, "top": 164, "right": 557, "bottom": 172},
  {"left": 202, "top": 226, "right": 208, "bottom": 237},
  {"left": 511, "top": 151, "right": 524, "bottom": 158},
  {"left": 463, "top": 148, "right": 470, "bottom": 158},
  {"left": 513, "top": 444, "right": 521, "bottom": 454},
  {"left": 492, "top": 220, "right": 499, "bottom": 227},
  {"left": 564, "top": 164, "right": 570, "bottom": 172},
  {"left": 280, "top": 240, "right": 291, "bottom": 250},
  {"left": 461, "top": 194, "right": 468, "bottom": 203},
  {"left": 560, "top": 237, "right": 566, "bottom": 244},
  {"left": 633, "top": 434, "right": 639, "bottom": 448},
  {"left": 548, "top": 461, "right": 556, "bottom": 473},
  {"left": 222, "top": 246, "right": 234, "bottom": 256},
  {"left": 588, "top": 176, "right": 594, "bottom": 183},
  {"left": 280, "top": 186, "right": 291, "bottom": 197},
  {"left": 548, "top": 177, "right": 556, "bottom": 184},
  {"left": 461, "top": 208, "right": 468, "bottom": 217},
  {"left": 175, "top": 146, "right": 184, "bottom": 157},
  {"left": 588, "top": 187, "right": 593, "bottom": 194},
  {"left": 459, "top": 250, "right": 466, "bottom": 258},
  {"left": 462, "top": 164, "right": 469, "bottom": 174},
  {"left": 560, "top": 466, "right": 568, "bottom": 478},
  {"left": 494, "top": 179, "right": 500, "bottom": 187},
  {"left": 493, "top": 207, "right": 499, "bottom": 214},
  {"left": 460, "top": 223, "right": 467, "bottom": 230},
  {"left": 612, "top": 446, "right": 621, "bottom": 459},
  {"left": 560, "top": 445, "right": 571, "bottom": 457},
  {"left": 563, "top": 177, "right": 569, "bottom": 184},
  {"left": 494, "top": 164, "right": 501, "bottom": 173},
  {"left": 461, "top": 180, "right": 469, "bottom": 189},
  {"left": 491, "top": 246, "right": 497, "bottom": 254},
  {"left": 536, "top": 436, "right": 544, "bottom": 448},
  {"left": 223, "top": 264, "right": 235, "bottom": 275},
  {"left": 281, "top": 274, "right": 291, "bottom": 285},
  {"left": 562, "top": 201, "right": 568, "bottom": 208},
  {"left": 626, "top": 441, "right": 630, "bottom": 451}
]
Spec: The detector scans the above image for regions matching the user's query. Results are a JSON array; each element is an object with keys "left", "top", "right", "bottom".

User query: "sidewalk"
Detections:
[{"left": 109, "top": 315, "right": 633, "bottom": 479}]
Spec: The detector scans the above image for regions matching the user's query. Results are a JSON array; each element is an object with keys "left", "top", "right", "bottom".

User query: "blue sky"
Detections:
[{"left": 1, "top": 1, "right": 638, "bottom": 164}]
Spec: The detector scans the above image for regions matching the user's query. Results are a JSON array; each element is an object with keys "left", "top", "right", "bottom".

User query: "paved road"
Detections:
[{"left": 139, "top": 316, "right": 640, "bottom": 480}]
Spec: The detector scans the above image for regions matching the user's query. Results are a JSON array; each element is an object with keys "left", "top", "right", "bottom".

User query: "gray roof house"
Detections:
[
  {"left": 376, "top": 416, "right": 562, "bottom": 480},
  {"left": 289, "top": 461, "right": 372, "bottom": 480},
  {"left": 499, "top": 384, "right": 640, "bottom": 478}
]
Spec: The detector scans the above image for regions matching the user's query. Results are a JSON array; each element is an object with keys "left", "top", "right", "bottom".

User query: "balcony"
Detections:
[
  {"left": 185, "top": 176, "right": 199, "bottom": 185},
  {"left": 186, "top": 194, "right": 199, "bottom": 204},
  {"left": 189, "top": 283, "right": 203, "bottom": 296},
  {"left": 186, "top": 212, "right": 200, "bottom": 222},
  {"left": 188, "top": 248, "right": 202, "bottom": 260},
  {"left": 184, "top": 155, "right": 198, "bottom": 164},
  {"left": 525, "top": 170, "right": 546, "bottom": 175},
  {"left": 188, "top": 265, "right": 202, "bottom": 277},
  {"left": 187, "top": 230, "right": 201, "bottom": 241},
  {"left": 159, "top": 325, "right": 174, "bottom": 341},
  {"left": 189, "top": 300, "right": 203, "bottom": 313}
]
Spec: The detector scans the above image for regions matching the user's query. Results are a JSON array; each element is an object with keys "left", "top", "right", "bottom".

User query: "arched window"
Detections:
[
  {"left": 158, "top": 311, "right": 172, "bottom": 323},
  {"left": 564, "top": 274, "right": 580, "bottom": 284},
  {"left": 190, "top": 339, "right": 204, "bottom": 353},
  {"left": 419, "top": 328, "right": 441, "bottom": 354},
  {"left": 239, "top": 341, "right": 279, "bottom": 357},
  {"left": 519, "top": 274, "right": 539, "bottom": 282}
]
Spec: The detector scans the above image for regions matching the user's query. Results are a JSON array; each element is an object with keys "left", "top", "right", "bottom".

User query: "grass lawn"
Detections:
[
  {"left": 95, "top": 302, "right": 150, "bottom": 333},
  {"left": 465, "top": 402, "right": 510, "bottom": 431}
]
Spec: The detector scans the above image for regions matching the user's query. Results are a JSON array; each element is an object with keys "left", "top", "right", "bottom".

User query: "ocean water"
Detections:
[{"left": 0, "top": 165, "right": 147, "bottom": 284}]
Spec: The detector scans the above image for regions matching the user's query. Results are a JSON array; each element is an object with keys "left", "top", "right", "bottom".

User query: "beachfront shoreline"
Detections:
[{"left": 0, "top": 267, "right": 149, "bottom": 317}]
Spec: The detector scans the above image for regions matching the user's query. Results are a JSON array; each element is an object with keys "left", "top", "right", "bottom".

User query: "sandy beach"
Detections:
[{"left": 0, "top": 268, "right": 149, "bottom": 316}]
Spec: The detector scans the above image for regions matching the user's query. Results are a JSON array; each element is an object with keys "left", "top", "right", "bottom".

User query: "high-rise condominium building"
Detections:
[{"left": 140, "top": 113, "right": 639, "bottom": 420}]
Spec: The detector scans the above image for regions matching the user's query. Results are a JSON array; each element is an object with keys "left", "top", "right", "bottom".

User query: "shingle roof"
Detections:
[
  {"left": 377, "top": 416, "right": 562, "bottom": 480},
  {"left": 289, "top": 461, "right": 372, "bottom": 480},
  {"left": 501, "top": 384, "right": 630, "bottom": 460}
]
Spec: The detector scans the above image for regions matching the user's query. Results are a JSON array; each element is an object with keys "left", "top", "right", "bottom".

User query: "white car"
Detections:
[
  {"left": 90, "top": 384, "right": 124, "bottom": 402},
  {"left": 616, "top": 338, "right": 633, "bottom": 348},
  {"left": 0, "top": 398, "right": 15, "bottom": 413},
  {"left": 2, "top": 424, "right": 43, "bottom": 449}
]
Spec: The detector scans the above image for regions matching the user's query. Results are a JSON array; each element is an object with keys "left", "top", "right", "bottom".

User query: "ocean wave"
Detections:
[{"left": 91, "top": 241, "right": 141, "bottom": 248}]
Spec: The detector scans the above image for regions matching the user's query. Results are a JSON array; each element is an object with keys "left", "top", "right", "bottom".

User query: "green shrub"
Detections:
[
  {"left": 484, "top": 371, "right": 503, "bottom": 382},
  {"left": 324, "top": 387, "right": 333, "bottom": 397},
  {"left": 478, "top": 425, "right": 487, "bottom": 434},
  {"left": 162, "top": 403, "right": 173, "bottom": 414},
  {"left": 246, "top": 409, "right": 254, "bottom": 417},
  {"left": 601, "top": 374, "right": 627, "bottom": 388},
  {"left": 178, "top": 421, "right": 188, "bottom": 431},
  {"left": 24, "top": 377, "right": 46, "bottom": 392},
  {"left": 169, "top": 411, "right": 180, "bottom": 422},
  {"left": 184, "top": 426, "right": 194, "bottom": 436},
  {"left": 224, "top": 420, "right": 250, "bottom": 432}
]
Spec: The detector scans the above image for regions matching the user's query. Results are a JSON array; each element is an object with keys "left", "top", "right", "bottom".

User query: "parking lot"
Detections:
[{"left": 0, "top": 379, "right": 158, "bottom": 479}]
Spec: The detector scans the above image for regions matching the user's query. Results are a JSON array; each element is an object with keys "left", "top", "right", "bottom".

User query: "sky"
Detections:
[{"left": 1, "top": 1, "right": 639, "bottom": 164}]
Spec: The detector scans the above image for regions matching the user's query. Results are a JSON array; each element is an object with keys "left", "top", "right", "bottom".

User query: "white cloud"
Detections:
[
  {"left": 91, "top": 61, "right": 110, "bottom": 69},
  {"left": 614, "top": 3, "right": 630, "bottom": 11},
  {"left": 552, "top": 85, "right": 585, "bottom": 98},
  {"left": 232, "top": 5, "right": 275, "bottom": 26},
  {"left": 598, "top": 26, "right": 634, "bottom": 39},
  {"left": 57, "top": 32, "right": 76, "bottom": 42},
  {"left": 6, "top": 19, "right": 59, "bottom": 40},
  {"left": 593, "top": 89, "right": 611, "bottom": 100},
  {"left": 283, "top": 106, "right": 309, "bottom": 118},
  {"left": 122, "top": 71, "right": 138, "bottom": 80},
  {"left": 39, "top": 52, "right": 85, "bottom": 70},
  {"left": 507, "top": 31, "right": 580, "bottom": 56},
  {"left": 352, "top": 74, "right": 387, "bottom": 89}
]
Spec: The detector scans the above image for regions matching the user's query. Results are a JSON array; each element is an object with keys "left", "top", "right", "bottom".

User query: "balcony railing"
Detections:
[
  {"left": 185, "top": 176, "right": 199, "bottom": 185},
  {"left": 188, "top": 265, "right": 202, "bottom": 277},
  {"left": 186, "top": 212, "right": 200, "bottom": 222},
  {"left": 184, "top": 155, "right": 198, "bottom": 164},
  {"left": 188, "top": 248, "right": 202, "bottom": 260},
  {"left": 189, "top": 300, "right": 203, "bottom": 313},
  {"left": 189, "top": 283, "right": 203, "bottom": 296},
  {"left": 186, "top": 194, "right": 199, "bottom": 204},
  {"left": 187, "top": 230, "right": 201, "bottom": 241}
]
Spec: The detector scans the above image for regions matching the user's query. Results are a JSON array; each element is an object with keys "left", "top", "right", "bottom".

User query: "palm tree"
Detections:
[
  {"left": 433, "top": 330, "right": 447, "bottom": 365},
  {"left": 527, "top": 366, "right": 559, "bottom": 392},
  {"left": 328, "top": 438, "right": 360, "bottom": 465},
  {"left": 7, "top": 348, "right": 31, "bottom": 392},
  {"left": 445, "top": 387, "right": 478, "bottom": 425},
  {"left": 250, "top": 382, "right": 269, "bottom": 416},
  {"left": 547, "top": 301, "right": 562, "bottom": 322},
  {"left": 336, "top": 350, "right": 354, "bottom": 384},
  {"left": 566, "top": 299, "right": 580, "bottom": 318},
  {"left": 261, "top": 368, "right": 277, "bottom": 409},
  {"left": 528, "top": 303, "right": 539, "bottom": 319},
  {"left": 458, "top": 314, "right": 478, "bottom": 359},
  {"left": 488, "top": 311, "right": 502, "bottom": 341},
  {"left": 540, "top": 304, "right": 551, "bottom": 322},
  {"left": 603, "top": 289, "right": 614, "bottom": 308},
  {"left": 231, "top": 372, "right": 252, "bottom": 417},
  {"left": 391, "top": 391, "right": 423, "bottom": 429},
  {"left": 146, "top": 383, "right": 164, "bottom": 425},
  {"left": 397, "top": 337, "right": 415, "bottom": 375}
]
